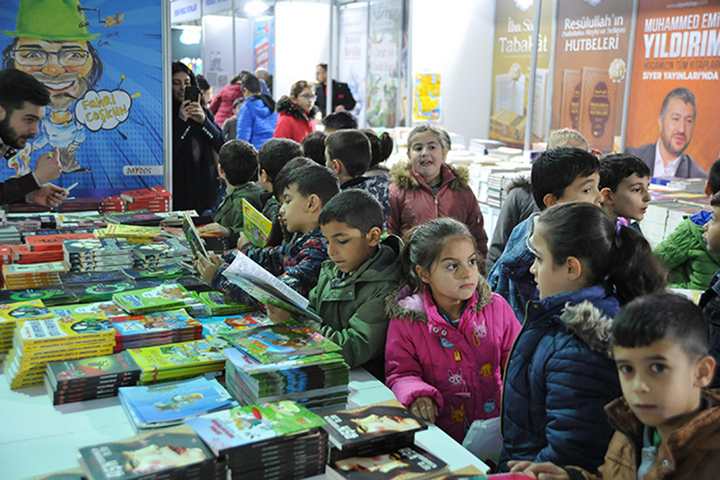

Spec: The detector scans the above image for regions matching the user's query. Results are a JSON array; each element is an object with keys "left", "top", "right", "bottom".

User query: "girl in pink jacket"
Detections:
[{"left": 385, "top": 218, "right": 521, "bottom": 442}]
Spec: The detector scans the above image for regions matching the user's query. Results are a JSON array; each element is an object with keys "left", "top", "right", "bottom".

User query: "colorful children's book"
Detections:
[
  {"left": 186, "top": 400, "right": 326, "bottom": 455},
  {"left": 78, "top": 425, "right": 220, "bottom": 480},
  {"left": 128, "top": 338, "right": 227, "bottom": 383},
  {"left": 198, "top": 290, "right": 254, "bottom": 315},
  {"left": 222, "top": 251, "right": 323, "bottom": 323},
  {"left": 182, "top": 212, "right": 208, "bottom": 260},
  {"left": 200, "top": 313, "right": 272, "bottom": 338},
  {"left": 327, "top": 445, "right": 448, "bottom": 480},
  {"left": 113, "top": 283, "right": 200, "bottom": 314},
  {"left": 47, "top": 351, "right": 141, "bottom": 389},
  {"left": 119, "top": 376, "right": 236, "bottom": 429},
  {"left": 225, "top": 323, "right": 341, "bottom": 364},
  {"left": 242, "top": 198, "right": 272, "bottom": 247}
]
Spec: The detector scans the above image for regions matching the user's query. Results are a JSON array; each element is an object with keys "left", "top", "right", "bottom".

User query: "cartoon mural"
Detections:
[{"left": 0, "top": 0, "right": 164, "bottom": 198}]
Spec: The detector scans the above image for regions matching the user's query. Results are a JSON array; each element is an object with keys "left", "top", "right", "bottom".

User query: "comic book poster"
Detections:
[
  {"left": 551, "top": 0, "right": 632, "bottom": 152},
  {"left": 489, "top": 0, "right": 552, "bottom": 146},
  {"left": 0, "top": 0, "right": 164, "bottom": 198},
  {"left": 412, "top": 73, "right": 441, "bottom": 122},
  {"left": 254, "top": 16, "right": 274, "bottom": 75},
  {"left": 625, "top": 0, "right": 720, "bottom": 176}
]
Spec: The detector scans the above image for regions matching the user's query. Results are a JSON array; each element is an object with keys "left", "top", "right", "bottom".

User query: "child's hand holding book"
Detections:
[
  {"left": 410, "top": 396, "right": 438, "bottom": 423},
  {"left": 265, "top": 304, "right": 293, "bottom": 323},
  {"left": 196, "top": 252, "right": 224, "bottom": 285},
  {"left": 198, "top": 223, "right": 230, "bottom": 238},
  {"left": 507, "top": 460, "right": 569, "bottom": 479}
]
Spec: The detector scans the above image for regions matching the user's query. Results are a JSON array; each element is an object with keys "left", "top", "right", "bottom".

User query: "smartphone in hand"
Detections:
[{"left": 184, "top": 84, "right": 201, "bottom": 102}]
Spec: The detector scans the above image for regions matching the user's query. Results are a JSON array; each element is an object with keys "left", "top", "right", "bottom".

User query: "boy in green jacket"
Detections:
[
  {"left": 199, "top": 140, "right": 266, "bottom": 242},
  {"left": 269, "top": 189, "right": 403, "bottom": 379}
]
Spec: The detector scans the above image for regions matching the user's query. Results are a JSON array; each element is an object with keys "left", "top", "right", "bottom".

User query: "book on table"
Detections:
[
  {"left": 221, "top": 251, "right": 323, "bottom": 323},
  {"left": 326, "top": 444, "right": 448, "bottom": 480}
]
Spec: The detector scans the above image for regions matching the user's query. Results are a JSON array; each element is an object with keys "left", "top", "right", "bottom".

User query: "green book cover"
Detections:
[{"left": 113, "top": 284, "right": 198, "bottom": 313}]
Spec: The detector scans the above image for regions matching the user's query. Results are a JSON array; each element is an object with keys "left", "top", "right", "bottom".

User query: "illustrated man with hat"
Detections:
[{"left": 2, "top": 0, "right": 103, "bottom": 174}]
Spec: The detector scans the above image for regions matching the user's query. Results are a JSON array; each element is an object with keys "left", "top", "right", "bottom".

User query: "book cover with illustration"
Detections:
[
  {"left": 119, "top": 376, "right": 235, "bottom": 428},
  {"left": 200, "top": 313, "right": 272, "bottom": 338},
  {"left": 198, "top": 290, "right": 254, "bottom": 315},
  {"left": 186, "top": 400, "right": 326, "bottom": 455},
  {"left": 49, "top": 301, "right": 127, "bottom": 322},
  {"left": 113, "top": 284, "right": 199, "bottom": 314},
  {"left": 112, "top": 309, "right": 200, "bottom": 336},
  {"left": 328, "top": 445, "right": 448, "bottom": 480},
  {"left": 128, "top": 339, "right": 227, "bottom": 383},
  {"left": 226, "top": 323, "right": 341, "bottom": 364},
  {"left": 182, "top": 212, "right": 209, "bottom": 260},
  {"left": 78, "top": 425, "right": 218, "bottom": 480},
  {"left": 0, "top": 288, "right": 78, "bottom": 307},
  {"left": 0, "top": 300, "right": 55, "bottom": 323},
  {"left": 47, "top": 351, "right": 141, "bottom": 387},
  {"left": 222, "top": 252, "right": 323, "bottom": 323},
  {"left": 323, "top": 400, "right": 426, "bottom": 451},
  {"left": 242, "top": 198, "right": 272, "bottom": 247}
]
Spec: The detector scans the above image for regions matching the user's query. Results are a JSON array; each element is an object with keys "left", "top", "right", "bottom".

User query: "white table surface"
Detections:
[{"left": 0, "top": 369, "right": 488, "bottom": 479}]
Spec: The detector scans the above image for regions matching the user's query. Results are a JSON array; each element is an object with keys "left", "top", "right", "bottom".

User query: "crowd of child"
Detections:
[{"left": 190, "top": 122, "right": 720, "bottom": 479}]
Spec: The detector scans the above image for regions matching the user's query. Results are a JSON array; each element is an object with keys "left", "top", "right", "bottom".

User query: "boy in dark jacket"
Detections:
[
  {"left": 487, "top": 148, "right": 601, "bottom": 320},
  {"left": 510, "top": 293, "right": 720, "bottom": 480},
  {"left": 598, "top": 153, "right": 651, "bottom": 231},
  {"left": 325, "top": 130, "right": 390, "bottom": 217},
  {"left": 198, "top": 140, "right": 266, "bottom": 243},
  {"left": 268, "top": 189, "right": 402, "bottom": 378},
  {"left": 198, "top": 164, "right": 339, "bottom": 299}
]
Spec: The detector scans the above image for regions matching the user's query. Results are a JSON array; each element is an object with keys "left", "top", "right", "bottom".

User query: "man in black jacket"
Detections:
[
  {"left": 314, "top": 63, "right": 356, "bottom": 117},
  {"left": 0, "top": 69, "right": 65, "bottom": 208}
]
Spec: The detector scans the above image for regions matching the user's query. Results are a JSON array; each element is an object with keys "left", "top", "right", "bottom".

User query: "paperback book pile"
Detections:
[
  {"left": 63, "top": 238, "right": 135, "bottom": 273},
  {"left": 113, "top": 283, "right": 202, "bottom": 315},
  {"left": 0, "top": 300, "right": 56, "bottom": 359},
  {"left": 128, "top": 338, "right": 228, "bottom": 384},
  {"left": 4, "top": 314, "right": 116, "bottom": 389},
  {"left": 222, "top": 325, "right": 349, "bottom": 411},
  {"left": 132, "top": 238, "right": 192, "bottom": 271},
  {"left": 45, "top": 351, "right": 141, "bottom": 405},
  {"left": 0, "top": 225, "right": 22, "bottom": 244},
  {"left": 99, "top": 195, "right": 126, "bottom": 213},
  {"left": 0, "top": 287, "right": 78, "bottom": 306},
  {"left": 200, "top": 313, "right": 272, "bottom": 339},
  {"left": 119, "top": 376, "right": 236, "bottom": 429},
  {"left": 323, "top": 401, "right": 448, "bottom": 479},
  {"left": 95, "top": 223, "right": 164, "bottom": 242},
  {"left": 9, "top": 244, "right": 64, "bottom": 264},
  {"left": 25, "top": 233, "right": 96, "bottom": 252},
  {"left": 120, "top": 186, "right": 172, "bottom": 213},
  {"left": 78, "top": 425, "right": 225, "bottom": 480},
  {"left": 186, "top": 400, "right": 328, "bottom": 480},
  {"left": 2, "top": 261, "right": 67, "bottom": 290},
  {"left": 104, "top": 211, "right": 165, "bottom": 226},
  {"left": 67, "top": 279, "right": 160, "bottom": 305},
  {"left": 198, "top": 291, "right": 254, "bottom": 316},
  {"left": 112, "top": 309, "right": 203, "bottom": 351}
]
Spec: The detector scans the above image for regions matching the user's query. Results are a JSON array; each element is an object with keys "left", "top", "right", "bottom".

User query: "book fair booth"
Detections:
[{"left": 0, "top": 0, "right": 717, "bottom": 478}]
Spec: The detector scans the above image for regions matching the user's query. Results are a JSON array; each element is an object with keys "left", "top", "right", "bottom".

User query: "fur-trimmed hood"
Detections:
[
  {"left": 506, "top": 176, "right": 531, "bottom": 194},
  {"left": 559, "top": 300, "right": 613, "bottom": 355},
  {"left": 276, "top": 95, "right": 318, "bottom": 119},
  {"left": 385, "top": 276, "right": 493, "bottom": 322},
  {"left": 390, "top": 161, "right": 470, "bottom": 192}
]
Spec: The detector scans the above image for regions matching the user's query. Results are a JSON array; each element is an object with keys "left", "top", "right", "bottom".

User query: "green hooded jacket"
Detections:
[
  {"left": 309, "top": 235, "right": 403, "bottom": 377},
  {"left": 213, "top": 182, "right": 267, "bottom": 237},
  {"left": 655, "top": 217, "right": 720, "bottom": 290}
]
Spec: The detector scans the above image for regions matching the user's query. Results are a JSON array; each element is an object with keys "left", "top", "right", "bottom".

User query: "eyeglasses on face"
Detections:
[{"left": 12, "top": 48, "right": 90, "bottom": 67}]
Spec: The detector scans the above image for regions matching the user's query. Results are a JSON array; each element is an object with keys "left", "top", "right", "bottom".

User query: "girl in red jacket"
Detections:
[
  {"left": 388, "top": 125, "right": 488, "bottom": 264},
  {"left": 273, "top": 80, "right": 317, "bottom": 143}
]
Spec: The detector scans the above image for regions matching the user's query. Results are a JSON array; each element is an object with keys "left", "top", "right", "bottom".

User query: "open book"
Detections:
[
  {"left": 181, "top": 212, "right": 208, "bottom": 260},
  {"left": 242, "top": 199, "right": 272, "bottom": 247},
  {"left": 221, "top": 251, "right": 323, "bottom": 323}
]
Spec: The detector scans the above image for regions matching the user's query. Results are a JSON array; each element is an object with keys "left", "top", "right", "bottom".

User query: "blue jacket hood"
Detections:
[{"left": 246, "top": 95, "right": 275, "bottom": 119}]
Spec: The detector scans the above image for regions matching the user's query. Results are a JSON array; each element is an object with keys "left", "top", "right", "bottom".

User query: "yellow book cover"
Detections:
[
  {"left": 242, "top": 199, "right": 272, "bottom": 247},
  {"left": 129, "top": 339, "right": 226, "bottom": 374},
  {"left": 0, "top": 300, "right": 55, "bottom": 324}
]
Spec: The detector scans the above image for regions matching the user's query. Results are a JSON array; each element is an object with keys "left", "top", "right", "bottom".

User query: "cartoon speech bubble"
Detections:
[{"left": 75, "top": 90, "right": 132, "bottom": 132}]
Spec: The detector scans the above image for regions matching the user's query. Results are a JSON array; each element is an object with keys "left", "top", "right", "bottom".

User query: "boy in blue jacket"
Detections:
[{"left": 487, "top": 148, "right": 602, "bottom": 320}]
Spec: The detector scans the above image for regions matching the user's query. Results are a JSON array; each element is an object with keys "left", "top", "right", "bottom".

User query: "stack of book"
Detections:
[
  {"left": 63, "top": 238, "right": 135, "bottom": 273},
  {"left": 128, "top": 338, "right": 228, "bottom": 384},
  {"left": 119, "top": 376, "right": 236, "bottom": 429},
  {"left": 78, "top": 425, "right": 226, "bottom": 480},
  {"left": 132, "top": 238, "right": 192, "bottom": 271},
  {"left": 95, "top": 223, "right": 164, "bottom": 242},
  {"left": 0, "top": 300, "right": 57, "bottom": 358},
  {"left": 323, "top": 401, "right": 448, "bottom": 479},
  {"left": 111, "top": 309, "right": 203, "bottom": 351},
  {"left": 187, "top": 400, "right": 328, "bottom": 480},
  {"left": 0, "top": 225, "right": 22, "bottom": 244},
  {"left": 222, "top": 324, "right": 350, "bottom": 411},
  {"left": 120, "top": 186, "right": 172, "bottom": 213},
  {"left": 200, "top": 313, "right": 272, "bottom": 339},
  {"left": 113, "top": 283, "right": 202, "bottom": 315},
  {"left": 99, "top": 195, "right": 126, "bottom": 213},
  {"left": 8, "top": 244, "right": 64, "bottom": 264},
  {"left": 4, "top": 315, "right": 116, "bottom": 389},
  {"left": 0, "top": 287, "right": 79, "bottom": 306},
  {"left": 67, "top": 278, "right": 160, "bottom": 305},
  {"left": 44, "top": 351, "right": 141, "bottom": 405},
  {"left": 25, "top": 232, "right": 96, "bottom": 253},
  {"left": 2, "top": 261, "right": 67, "bottom": 290},
  {"left": 198, "top": 291, "right": 254, "bottom": 316},
  {"left": 104, "top": 211, "right": 165, "bottom": 226}
]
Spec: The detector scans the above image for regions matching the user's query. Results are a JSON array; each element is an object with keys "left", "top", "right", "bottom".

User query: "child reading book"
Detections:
[
  {"left": 267, "top": 189, "right": 403, "bottom": 378},
  {"left": 384, "top": 218, "right": 521, "bottom": 443},
  {"left": 509, "top": 293, "right": 720, "bottom": 479},
  {"left": 500, "top": 202, "right": 666, "bottom": 472},
  {"left": 598, "top": 153, "right": 651, "bottom": 230},
  {"left": 197, "top": 164, "right": 339, "bottom": 300},
  {"left": 198, "top": 140, "right": 266, "bottom": 241}
]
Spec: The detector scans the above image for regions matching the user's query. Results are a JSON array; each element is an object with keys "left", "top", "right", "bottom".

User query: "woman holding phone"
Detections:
[{"left": 171, "top": 62, "right": 224, "bottom": 214}]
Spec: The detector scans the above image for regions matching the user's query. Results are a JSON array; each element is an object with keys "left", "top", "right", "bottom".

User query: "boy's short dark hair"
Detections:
[
  {"left": 274, "top": 157, "right": 316, "bottom": 200},
  {"left": 258, "top": 138, "right": 303, "bottom": 182},
  {"left": 319, "top": 189, "right": 384, "bottom": 234},
  {"left": 531, "top": 147, "right": 600, "bottom": 210},
  {"left": 322, "top": 111, "right": 358, "bottom": 131},
  {"left": 708, "top": 159, "right": 720, "bottom": 196},
  {"left": 219, "top": 140, "right": 259, "bottom": 186},
  {"left": 0, "top": 68, "right": 50, "bottom": 113},
  {"left": 326, "top": 130, "right": 371, "bottom": 178},
  {"left": 301, "top": 131, "right": 327, "bottom": 165},
  {"left": 239, "top": 72, "right": 261, "bottom": 94},
  {"left": 284, "top": 164, "right": 340, "bottom": 206},
  {"left": 599, "top": 153, "right": 651, "bottom": 191},
  {"left": 611, "top": 293, "right": 709, "bottom": 358}
]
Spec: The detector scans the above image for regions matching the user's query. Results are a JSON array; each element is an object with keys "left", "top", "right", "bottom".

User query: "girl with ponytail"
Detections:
[
  {"left": 385, "top": 218, "right": 520, "bottom": 443},
  {"left": 501, "top": 202, "right": 666, "bottom": 473}
]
